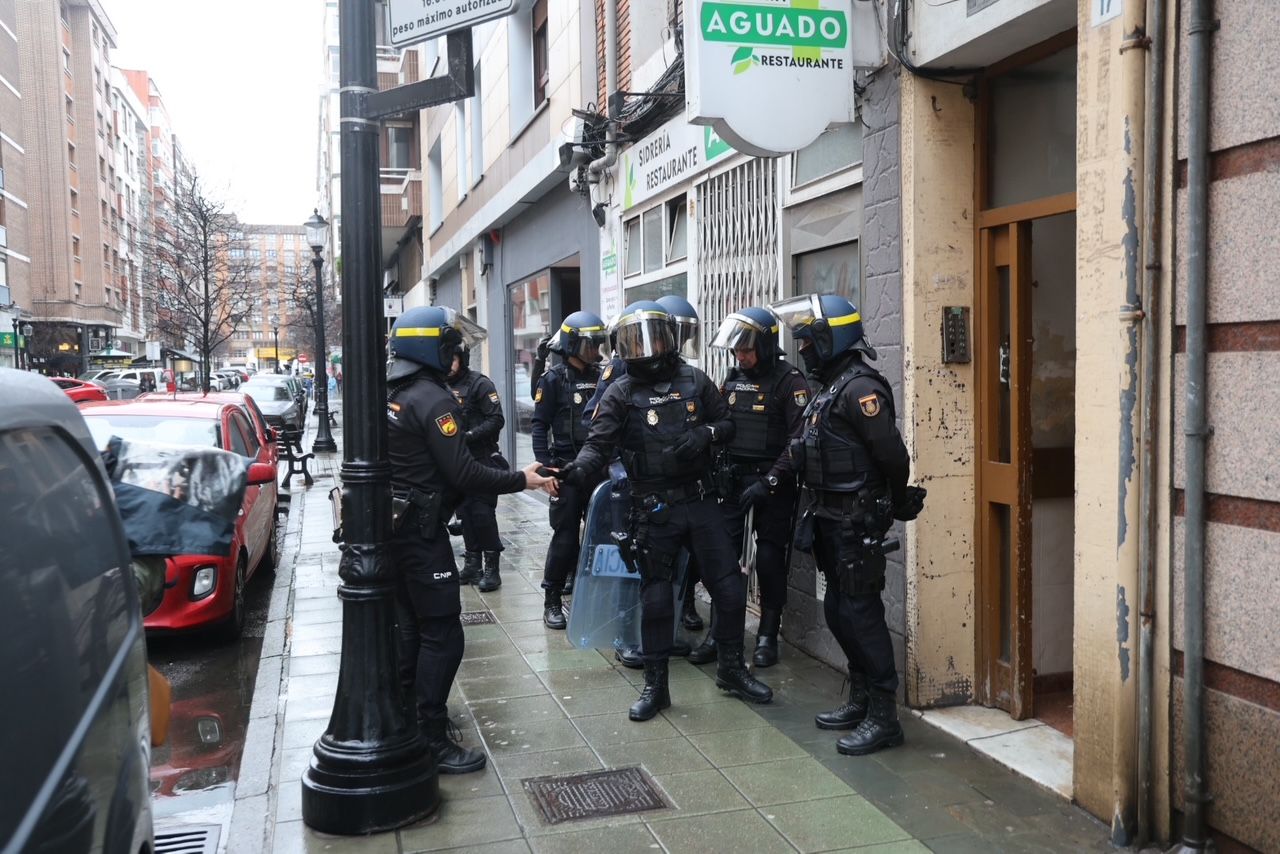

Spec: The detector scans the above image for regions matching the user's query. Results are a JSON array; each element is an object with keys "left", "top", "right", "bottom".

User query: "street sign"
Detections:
[{"left": 387, "top": 0, "right": 521, "bottom": 49}]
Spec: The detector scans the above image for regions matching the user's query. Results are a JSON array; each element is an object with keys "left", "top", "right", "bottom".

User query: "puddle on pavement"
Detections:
[{"left": 147, "top": 561, "right": 273, "bottom": 815}]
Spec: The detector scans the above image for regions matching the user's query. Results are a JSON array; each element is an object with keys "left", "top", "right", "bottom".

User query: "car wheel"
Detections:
[
  {"left": 259, "top": 516, "right": 279, "bottom": 575},
  {"left": 214, "top": 556, "right": 247, "bottom": 642}
]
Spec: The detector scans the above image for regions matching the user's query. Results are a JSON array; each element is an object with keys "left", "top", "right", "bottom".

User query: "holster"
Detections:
[
  {"left": 391, "top": 488, "right": 443, "bottom": 540},
  {"left": 794, "top": 506, "right": 816, "bottom": 554}
]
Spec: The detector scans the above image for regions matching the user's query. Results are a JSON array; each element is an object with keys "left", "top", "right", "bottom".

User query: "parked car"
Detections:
[
  {"left": 50, "top": 376, "right": 109, "bottom": 403},
  {"left": 213, "top": 370, "right": 241, "bottom": 390},
  {"left": 242, "top": 376, "right": 305, "bottom": 435},
  {"left": 79, "top": 398, "right": 279, "bottom": 638},
  {"left": 0, "top": 369, "right": 156, "bottom": 854},
  {"left": 141, "top": 390, "right": 280, "bottom": 467},
  {"left": 101, "top": 367, "right": 167, "bottom": 390},
  {"left": 77, "top": 368, "right": 119, "bottom": 382}
]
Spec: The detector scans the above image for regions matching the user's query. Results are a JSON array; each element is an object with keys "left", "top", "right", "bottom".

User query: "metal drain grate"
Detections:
[
  {"left": 154, "top": 824, "right": 220, "bottom": 854},
  {"left": 523, "top": 766, "right": 669, "bottom": 825},
  {"left": 460, "top": 610, "right": 496, "bottom": 625}
]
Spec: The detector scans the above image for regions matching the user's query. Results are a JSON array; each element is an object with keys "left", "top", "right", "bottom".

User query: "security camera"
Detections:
[{"left": 592, "top": 203, "right": 608, "bottom": 228}]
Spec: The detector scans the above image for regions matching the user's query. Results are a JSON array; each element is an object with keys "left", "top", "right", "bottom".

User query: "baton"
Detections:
[{"left": 740, "top": 505, "right": 756, "bottom": 576}]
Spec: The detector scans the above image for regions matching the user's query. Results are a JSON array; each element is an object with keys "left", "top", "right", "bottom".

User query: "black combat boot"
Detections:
[
  {"left": 423, "top": 715, "right": 487, "bottom": 774},
  {"left": 615, "top": 645, "right": 644, "bottom": 669},
  {"left": 459, "top": 551, "right": 482, "bottom": 585},
  {"left": 715, "top": 641, "right": 774, "bottom": 704},
  {"left": 836, "top": 691, "right": 904, "bottom": 756},
  {"left": 543, "top": 588, "right": 567, "bottom": 630},
  {"left": 753, "top": 608, "right": 781, "bottom": 667},
  {"left": 629, "top": 659, "right": 671, "bottom": 721},
  {"left": 681, "top": 595, "right": 704, "bottom": 631},
  {"left": 477, "top": 551, "right": 502, "bottom": 592},
  {"left": 815, "top": 672, "right": 869, "bottom": 730},
  {"left": 686, "top": 632, "right": 717, "bottom": 664}
]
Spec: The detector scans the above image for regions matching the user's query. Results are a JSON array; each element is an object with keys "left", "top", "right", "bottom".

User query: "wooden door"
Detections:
[{"left": 975, "top": 222, "right": 1034, "bottom": 719}]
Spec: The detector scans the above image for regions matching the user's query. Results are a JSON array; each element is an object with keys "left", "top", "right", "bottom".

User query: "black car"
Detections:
[{"left": 0, "top": 369, "right": 155, "bottom": 853}]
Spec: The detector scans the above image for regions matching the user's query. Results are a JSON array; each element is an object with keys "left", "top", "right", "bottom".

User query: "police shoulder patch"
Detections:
[
  {"left": 488, "top": 391, "right": 500, "bottom": 403},
  {"left": 858, "top": 393, "right": 881, "bottom": 418},
  {"left": 435, "top": 413, "right": 459, "bottom": 436},
  {"left": 534, "top": 386, "right": 544, "bottom": 403},
  {"left": 602, "top": 365, "right": 613, "bottom": 381},
  {"left": 793, "top": 389, "right": 809, "bottom": 407}
]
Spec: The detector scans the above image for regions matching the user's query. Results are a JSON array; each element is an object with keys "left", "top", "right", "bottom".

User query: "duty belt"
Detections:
[
  {"left": 636, "top": 477, "right": 714, "bottom": 506},
  {"left": 727, "top": 458, "right": 773, "bottom": 477},
  {"left": 809, "top": 487, "right": 879, "bottom": 512}
]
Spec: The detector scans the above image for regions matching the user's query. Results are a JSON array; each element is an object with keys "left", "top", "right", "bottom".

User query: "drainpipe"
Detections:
[
  {"left": 1173, "top": 0, "right": 1215, "bottom": 851},
  {"left": 1136, "top": 0, "right": 1167, "bottom": 845},
  {"left": 587, "top": 0, "right": 619, "bottom": 188}
]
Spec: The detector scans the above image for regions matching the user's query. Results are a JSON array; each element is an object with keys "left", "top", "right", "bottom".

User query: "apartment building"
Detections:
[
  {"left": 225, "top": 224, "right": 311, "bottom": 372},
  {"left": 16, "top": 0, "right": 125, "bottom": 373},
  {"left": 1, "top": 0, "right": 31, "bottom": 368},
  {"left": 107, "top": 66, "right": 147, "bottom": 355}
]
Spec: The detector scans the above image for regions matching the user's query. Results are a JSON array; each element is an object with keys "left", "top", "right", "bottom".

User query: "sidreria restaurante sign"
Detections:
[{"left": 684, "top": 0, "right": 859, "bottom": 157}]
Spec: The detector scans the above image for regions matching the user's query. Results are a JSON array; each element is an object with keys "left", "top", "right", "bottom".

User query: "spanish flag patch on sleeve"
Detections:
[
  {"left": 535, "top": 387, "right": 544, "bottom": 403},
  {"left": 435, "top": 413, "right": 459, "bottom": 436}
]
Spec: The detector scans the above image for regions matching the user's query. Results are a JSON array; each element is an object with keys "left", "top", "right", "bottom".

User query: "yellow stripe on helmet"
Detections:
[
  {"left": 827, "top": 312, "right": 862, "bottom": 327},
  {"left": 562, "top": 323, "right": 606, "bottom": 333},
  {"left": 394, "top": 326, "right": 443, "bottom": 337}
]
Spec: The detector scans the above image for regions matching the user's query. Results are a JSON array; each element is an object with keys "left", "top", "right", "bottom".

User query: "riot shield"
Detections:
[{"left": 565, "top": 471, "right": 688, "bottom": 652}]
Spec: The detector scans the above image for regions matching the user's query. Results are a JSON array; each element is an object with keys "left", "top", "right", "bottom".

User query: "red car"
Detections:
[
  {"left": 50, "top": 376, "right": 108, "bottom": 403},
  {"left": 80, "top": 398, "right": 279, "bottom": 638},
  {"left": 141, "top": 390, "right": 280, "bottom": 467}
]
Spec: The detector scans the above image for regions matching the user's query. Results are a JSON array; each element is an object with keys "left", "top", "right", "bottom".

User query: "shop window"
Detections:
[
  {"left": 666, "top": 195, "right": 688, "bottom": 262},
  {"left": 624, "top": 194, "right": 689, "bottom": 277},
  {"left": 794, "top": 240, "right": 860, "bottom": 304},
  {"left": 641, "top": 208, "right": 663, "bottom": 273},
  {"left": 623, "top": 217, "right": 641, "bottom": 277},
  {"left": 792, "top": 122, "right": 863, "bottom": 188}
]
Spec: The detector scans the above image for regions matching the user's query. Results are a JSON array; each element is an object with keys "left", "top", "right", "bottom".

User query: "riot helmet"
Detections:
[
  {"left": 550, "top": 310, "right": 607, "bottom": 364},
  {"left": 387, "top": 305, "right": 487, "bottom": 380},
  {"left": 656, "top": 295, "right": 701, "bottom": 359},
  {"left": 769, "top": 293, "right": 874, "bottom": 373},
  {"left": 612, "top": 301, "right": 676, "bottom": 370},
  {"left": 711, "top": 306, "right": 780, "bottom": 370}
]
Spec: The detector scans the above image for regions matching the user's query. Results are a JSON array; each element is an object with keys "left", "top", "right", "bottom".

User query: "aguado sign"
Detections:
[{"left": 685, "top": 0, "right": 859, "bottom": 157}]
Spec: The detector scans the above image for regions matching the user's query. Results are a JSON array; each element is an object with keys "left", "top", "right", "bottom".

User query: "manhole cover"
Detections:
[
  {"left": 523, "top": 766, "right": 669, "bottom": 825},
  {"left": 154, "top": 823, "right": 220, "bottom": 854},
  {"left": 460, "top": 610, "right": 496, "bottom": 625}
]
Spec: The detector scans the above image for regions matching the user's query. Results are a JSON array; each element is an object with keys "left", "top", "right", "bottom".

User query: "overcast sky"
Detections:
[{"left": 107, "top": 0, "right": 324, "bottom": 226}]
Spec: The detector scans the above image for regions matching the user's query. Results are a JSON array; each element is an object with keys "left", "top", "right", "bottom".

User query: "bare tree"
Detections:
[
  {"left": 283, "top": 265, "right": 341, "bottom": 377},
  {"left": 145, "top": 172, "right": 257, "bottom": 391}
]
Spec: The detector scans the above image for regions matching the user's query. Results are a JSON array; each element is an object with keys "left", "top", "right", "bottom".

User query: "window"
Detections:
[
  {"left": 532, "top": 0, "right": 549, "bottom": 106},
  {"left": 62, "top": 49, "right": 72, "bottom": 75},
  {"left": 794, "top": 241, "right": 860, "bottom": 305},
  {"left": 455, "top": 103, "right": 468, "bottom": 201},
  {"left": 65, "top": 95, "right": 74, "bottom": 122},
  {"left": 467, "top": 61, "right": 484, "bottom": 186},
  {"left": 641, "top": 207, "right": 663, "bottom": 273},
  {"left": 386, "top": 125, "right": 414, "bottom": 170},
  {"left": 666, "top": 195, "right": 688, "bottom": 262},
  {"left": 506, "top": 6, "right": 535, "bottom": 130},
  {"left": 228, "top": 413, "right": 251, "bottom": 456},
  {"left": 623, "top": 218, "right": 641, "bottom": 276},
  {"left": 792, "top": 122, "right": 863, "bottom": 188},
  {"left": 427, "top": 139, "right": 443, "bottom": 231}
]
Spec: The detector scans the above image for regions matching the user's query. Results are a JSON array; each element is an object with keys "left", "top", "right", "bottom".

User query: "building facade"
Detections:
[{"left": 226, "top": 224, "right": 312, "bottom": 372}]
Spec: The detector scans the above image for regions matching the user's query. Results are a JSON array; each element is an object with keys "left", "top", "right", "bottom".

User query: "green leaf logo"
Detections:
[{"left": 731, "top": 46, "right": 756, "bottom": 74}]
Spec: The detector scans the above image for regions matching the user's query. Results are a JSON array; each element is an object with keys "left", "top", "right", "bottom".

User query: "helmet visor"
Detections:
[
  {"left": 613, "top": 310, "right": 675, "bottom": 361},
  {"left": 768, "top": 294, "right": 825, "bottom": 333},
  {"left": 449, "top": 310, "right": 488, "bottom": 347},
  {"left": 558, "top": 323, "right": 608, "bottom": 361},
  {"left": 672, "top": 317, "right": 701, "bottom": 359},
  {"left": 711, "top": 312, "right": 778, "bottom": 353}
]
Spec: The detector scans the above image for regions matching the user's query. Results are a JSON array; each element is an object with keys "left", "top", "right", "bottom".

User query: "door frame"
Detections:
[{"left": 972, "top": 29, "right": 1078, "bottom": 719}]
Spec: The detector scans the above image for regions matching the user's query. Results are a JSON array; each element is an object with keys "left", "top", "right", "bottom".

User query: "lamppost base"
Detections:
[
  {"left": 301, "top": 741, "right": 440, "bottom": 835},
  {"left": 312, "top": 437, "right": 339, "bottom": 453}
]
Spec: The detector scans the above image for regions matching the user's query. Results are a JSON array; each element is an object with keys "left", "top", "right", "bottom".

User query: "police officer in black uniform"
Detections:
[
  {"left": 447, "top": 345, "right": 509, "bottom": 591},
  {"left": 531, "top": 310, "right": 607, "bottom": 628},
  {"left": 770, "top": 293, "right": 923, "bottom": 756},
  {"left": 557, "top": 301, "right": 773, "bottom": 721},
  {"left": 386, "top": 305, "right": 554, "bottom": 773},
  {"left": 706, "top": 306, "right": 809, "bottom": 668}
]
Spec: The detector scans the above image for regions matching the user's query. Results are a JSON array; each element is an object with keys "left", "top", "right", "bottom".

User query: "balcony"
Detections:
[
  {"left": 380, "top": 169, "right": 422, "bottom": 230},
  {"left": 377, "top": 47, "right": 421, "bottom": 93}
]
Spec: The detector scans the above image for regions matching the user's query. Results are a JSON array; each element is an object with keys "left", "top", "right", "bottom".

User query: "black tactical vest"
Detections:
[
  {"left": 549, "top": 362, "right": 600, "bottom": 454},
  {"left": 722, "top": 364, "right": 796, "bottom": 462},
  {"left": 802, "top": 362, "right": 894, "bottom": 492},
  {"left": 618, "top": 365, "right": 706, "bottom": 485}
]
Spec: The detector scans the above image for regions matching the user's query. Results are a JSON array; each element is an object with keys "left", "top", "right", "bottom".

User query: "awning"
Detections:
[
  {"left": 161, "top": 347, "right": 201, "bottom": 363},
  {"left": 90, "top": 348, "right": 134, "bottom": 360}
]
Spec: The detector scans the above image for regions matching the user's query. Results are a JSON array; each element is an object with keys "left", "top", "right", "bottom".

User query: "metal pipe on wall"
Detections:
[
  {"left": 1137, "top": 0, "right": 1167, "bottom": 845},
  {"left": 1173, "top": 0, "right": 1215, "bottom": 850},
  {"left": 587, "top": 0, "right": 619, "bottom": 183}
]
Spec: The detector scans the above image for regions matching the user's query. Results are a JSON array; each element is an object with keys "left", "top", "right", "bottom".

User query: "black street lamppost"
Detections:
[
  {"left": 271, "top": 314, "right": 281, "bottom": 373},
  {"left": 305, "top": 210, "right": 338, "bottom": 453}
]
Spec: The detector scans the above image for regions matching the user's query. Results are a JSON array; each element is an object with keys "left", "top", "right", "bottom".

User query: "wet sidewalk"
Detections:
[{"left": 235, "top": 439, "right": 1117, "bottom": 854}]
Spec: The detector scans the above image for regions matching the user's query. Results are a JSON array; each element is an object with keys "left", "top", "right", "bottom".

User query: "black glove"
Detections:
[
  {"left": 558, "top": 461, "right": 588, "bottom": 489},
  {"left": 463, "top": 429, "right": 476, "bottom": 443},
  {"left": 893, "top": 485, "right": 927, "bottom": 521},
  {"left": 536, "top": 334, "right": 553, "bottom": 359},
  {"left": 740, "top": 478, "right": 772, "bottom": 510},
  {"left": 666, "top": 426, "right": 713, "bottom": 461}
]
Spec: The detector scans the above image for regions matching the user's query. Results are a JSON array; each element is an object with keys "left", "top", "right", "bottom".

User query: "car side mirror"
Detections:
[{"left": 247, "top": 462, "right": 277, "bottom": 485}]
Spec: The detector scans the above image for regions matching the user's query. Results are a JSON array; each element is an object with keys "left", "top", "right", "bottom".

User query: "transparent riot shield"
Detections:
[{"left": 565, "top": 468, "right": 688, "bottom": 652}]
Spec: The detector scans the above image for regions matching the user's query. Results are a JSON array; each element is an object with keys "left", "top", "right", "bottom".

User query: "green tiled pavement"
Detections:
[{"left": 271, "top": 493, "right": 1113, "bottom": 854}]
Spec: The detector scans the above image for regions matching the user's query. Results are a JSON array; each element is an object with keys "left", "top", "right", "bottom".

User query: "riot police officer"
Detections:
[
  {"left": 769, "top": 293, "right": 922, "bottom": 756},
  {"left": 447, "top": 345, "right": 509, "bottom": 591},
  {"left": 387, "top": 305, "right": 554, "bottom": 773},
  {"left": 532, "top": 310, "right": 607, "bottom": 628},
  {"left": 708, "top": 307, "right": 809, "bottom": 667},
  {"left": 558, "top": 301, "right": 773, "bottom": 721}
]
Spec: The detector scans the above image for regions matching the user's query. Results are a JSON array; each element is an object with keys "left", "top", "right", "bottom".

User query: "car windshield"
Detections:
[
  {"left": 245, "top": 381, "right": 291, "bottom": 398},
  {"left": 83, "top": 414, "right": 220, "bottom": 450}
]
